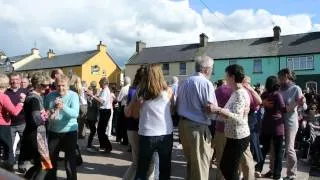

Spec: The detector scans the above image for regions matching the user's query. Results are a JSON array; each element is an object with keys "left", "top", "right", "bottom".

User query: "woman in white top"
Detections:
[
  {"left": 134, "top": 64, "right": 173, "bottom": 180},
  {"left": 207, "top": 64, "right": 251, "bottom": 180}
]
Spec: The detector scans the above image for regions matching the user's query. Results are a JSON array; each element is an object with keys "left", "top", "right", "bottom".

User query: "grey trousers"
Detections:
[
  {"left": 10, "top": 123, "right": 25, "bottom": 165},
  {"left": 78, "top": 105, "right": 88, "bottom": 137}
]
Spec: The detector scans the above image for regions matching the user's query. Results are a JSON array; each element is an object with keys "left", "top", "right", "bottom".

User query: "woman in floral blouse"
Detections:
[{"left": 207, "top": 64, "right": 251, "bottom": 180}]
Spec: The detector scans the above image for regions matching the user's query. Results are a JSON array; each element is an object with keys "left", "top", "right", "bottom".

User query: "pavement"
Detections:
[
  {"left": 52, "top": 134, "right": 316, "bottom": 180},
  {"left": 6, "top": 129, "right": 316, "bottom": 179}
]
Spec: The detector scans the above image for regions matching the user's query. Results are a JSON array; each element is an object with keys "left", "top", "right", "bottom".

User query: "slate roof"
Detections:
[
  {"left": 16, "top": 50, "right": 121, "bottom": 71},
  {"left": 127, "top": 43, "right": 201, "bottom": 64},
  {"left": 127, "top": 31, "right": 320, "bottom": 65},
  {"left": 0, "top": 53, "right": 30, "bottom": 65},
  {"left": 16, "top": 50, "right": 99, "bottom": 71},
  {"left": 8, "top": 54, "right": 31, "bottom": 63}
]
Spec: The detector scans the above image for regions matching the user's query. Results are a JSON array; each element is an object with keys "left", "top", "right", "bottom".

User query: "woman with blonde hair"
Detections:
[
  {"left": 131, "top": 64, "right": 173, "bottom": 180},
  {"left": 70, "top": 75, "right": 87, "bottom": 139}
]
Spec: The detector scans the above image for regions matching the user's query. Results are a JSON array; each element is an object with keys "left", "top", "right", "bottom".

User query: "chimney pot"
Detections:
[
  {"left": 0, "top": 50, "right": 6, "bottom": 60},
  {"left": 273, "top": 26, "right": 281, "bottom": 41},
  {"left": 47, "top": 49, "right": 55, "bottom": 59},
  {"left": 31, "top": 48, "right": 39, "bottom": 55},
  {"left": 136, "top": 41, "right": 146, "bottom": 53},
  {"left": 97, "top": 41, "right": 107, "bottom": 52},
  {"left": 200, "top": 33, "right": 209, "bottom": 47}
]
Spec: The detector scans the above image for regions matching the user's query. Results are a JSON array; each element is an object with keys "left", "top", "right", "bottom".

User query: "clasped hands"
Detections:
[{"left": 205, "top": 103, "right": 228, "bottom": 120}]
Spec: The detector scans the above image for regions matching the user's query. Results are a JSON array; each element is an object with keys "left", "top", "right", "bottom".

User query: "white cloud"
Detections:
[
  {"left": 0, "top": 1, "right": 24, "bottom": 24},
  {"left": 0, "top": 0, "right": 319, "bottom": 66},
  {"left": 40, "top": 27, "right": 99, "bottom": 52},
  {"left": 314, "top": 24, "right": 320, "bottom": 31}
]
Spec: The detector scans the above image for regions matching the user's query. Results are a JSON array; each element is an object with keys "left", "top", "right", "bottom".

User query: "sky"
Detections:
[{"left": 0, "top": 0, "right": 319, "bottom": 67}]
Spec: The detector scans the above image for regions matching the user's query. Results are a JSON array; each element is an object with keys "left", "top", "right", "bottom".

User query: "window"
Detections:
[
  {"left": 179, "top": 62, "right": 186, "bottom": 75},
  {"left": 287, "top": 56, "right": 314, "bottom": 70},
  {"left": 91, "top": 65, "right": 100, "bottom": 75},
  {"left": 162, "top": 63, "right": 169, "bottom": 76},
  {"left": 253, "top": 59, "right": 262, "bottom": 73},
  {"left": 229, "top": 60, "right": 237, "bottom": 65}
]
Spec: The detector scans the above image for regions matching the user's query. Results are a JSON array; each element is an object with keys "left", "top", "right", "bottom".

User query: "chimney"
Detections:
[
  {"left": 136, "top": 41, "right": 146, "bottom": 53},
  {"left": 0, "top": 51, "right": 6, "bottom": 60},
  {"left": 31, "top": 48, "right": 39, "bottom": 55},
  {"left": 47, "top": 49, "right": 55, "bottom": 59},
  {"left": 97, "top": 41, "right": 107, "bottom": 52},
  {"left": 200, "top": 33, "right": 208, "bottom": 47},
  {"left": 273, "top": 26, "right": 281, "bottom": 41}
]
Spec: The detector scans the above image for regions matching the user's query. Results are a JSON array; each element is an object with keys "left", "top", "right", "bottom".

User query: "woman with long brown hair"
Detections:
[
  {"left": 123, "top": 66, "right": 156, "bottom": 180},
  {"left": 132, "top": 64, "right": 173, "bottom": 180}
]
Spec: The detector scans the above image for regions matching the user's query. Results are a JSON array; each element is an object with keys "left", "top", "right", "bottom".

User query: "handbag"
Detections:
[{"left": 124, "top": 97, "right": 140, "bottom": 119}]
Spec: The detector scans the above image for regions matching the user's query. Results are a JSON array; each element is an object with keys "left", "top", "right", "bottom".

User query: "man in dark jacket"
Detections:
[{"left": 5, "top": 73, "right": 28, "bottom": 172}]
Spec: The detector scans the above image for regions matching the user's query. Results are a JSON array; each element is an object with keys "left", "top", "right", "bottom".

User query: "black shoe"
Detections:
[
  {"left": 76, "top": 156, "right": 83, "bottom": 166},
  {"left": 263, "top": 170, "right": 273, "bottom": 178},
  {"left": 121, "top": 141, "right": 128, "bottom": 145},
  {"left": 283, "top": 176, "right": 295, "bottom": 180},
  {"left": 17, "top": 167, "right": 27, "bottom": 174},
  {"left": 104, "top": 147, "right": 112, "bottom": 154},
  {"left": 127, "top": 147, "right": 132, "bottom": 152}
]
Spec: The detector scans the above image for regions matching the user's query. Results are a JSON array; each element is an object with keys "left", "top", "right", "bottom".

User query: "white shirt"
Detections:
[
  {"left": 110, "top": 93, "right": 116, "bottom": 110},
  {"left": 177, "top": 72, "right": 217, "bottom": 125},
  {"left": 117, "top": 84, "right": 130, "bottom": 106},
  {"left": 99, "top": 87, "right": 112, "bottom": 109},
  {"left": 79, "top": 87, "right": 87, "bottom": 105},
  {"left": 139, "top": 91, "right": 173, "bottom": 136},
  {"left": 223, "top": 87, "right": 251, "bottom": 139}
]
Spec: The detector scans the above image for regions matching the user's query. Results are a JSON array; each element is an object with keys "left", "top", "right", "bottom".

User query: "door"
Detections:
[{"left": 306, "top": 81, "right": 317, "bottom": 93}]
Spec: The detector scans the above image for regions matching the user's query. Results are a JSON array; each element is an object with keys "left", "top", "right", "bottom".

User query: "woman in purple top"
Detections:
[{"left": 255, "top": 76, "right": 286, "bottom": 180}]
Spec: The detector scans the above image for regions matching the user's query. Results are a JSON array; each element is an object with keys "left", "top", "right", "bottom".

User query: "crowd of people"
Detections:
[{"left": 0, "top": 55, "right": 319, "bottom": 180}]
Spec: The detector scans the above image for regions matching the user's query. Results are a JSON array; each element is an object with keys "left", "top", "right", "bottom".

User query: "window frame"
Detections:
[
  {"left": 253, "top": 59, "right": 262, "bottom": 73},
  {"left": 179, "top": 62, "right": 187, "bottom": 75},
  {"left": 162, "top": 63, "right": 170, "bottom": 76},
  {"left": 287, "top": 55, "right": 314, "bottom": 70}
]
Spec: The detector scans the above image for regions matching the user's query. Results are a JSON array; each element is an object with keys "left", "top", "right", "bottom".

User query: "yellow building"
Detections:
[{"left": 16, "top": 41, "right": 121, "bottom": 87}]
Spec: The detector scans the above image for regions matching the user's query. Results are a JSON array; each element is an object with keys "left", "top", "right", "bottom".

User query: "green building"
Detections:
[{"left": 125, "top": 26, "right": 320, "bottom": 92}]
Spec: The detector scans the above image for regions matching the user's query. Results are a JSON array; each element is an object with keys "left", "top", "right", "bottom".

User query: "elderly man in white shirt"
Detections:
[
  {"left": 177, "top": 55, "right": 217, "bottom": 180},
  {"left": 116, "top": 77, "right": 131, "bottom": 144},
  {"left": 88, "top": 77, "right": 113, "bottom": 153}
]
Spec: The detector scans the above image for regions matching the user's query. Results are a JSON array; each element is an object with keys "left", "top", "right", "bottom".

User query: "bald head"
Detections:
[{"left": 124, "top": 77, "right": 131, "bottom": 86}]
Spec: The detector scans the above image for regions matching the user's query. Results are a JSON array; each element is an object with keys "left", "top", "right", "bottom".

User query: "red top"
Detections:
[{"left": 0, "top": 92, "right": 23, "bottom": 125}]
